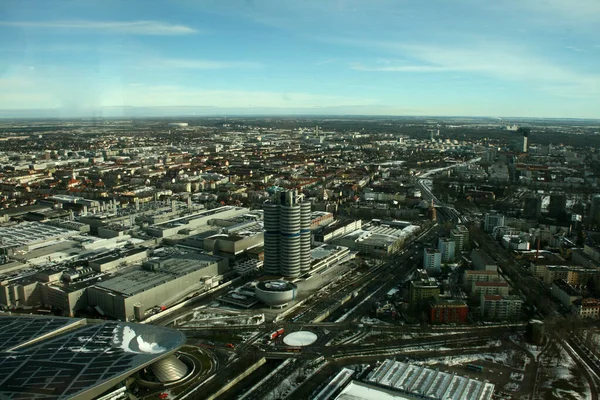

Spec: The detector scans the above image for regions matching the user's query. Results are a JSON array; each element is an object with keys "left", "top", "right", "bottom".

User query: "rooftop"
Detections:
[
  {"left": 474, "top": 281, "right": 509, "bottom": 287},
  {"left": 93, "top": 253, "right": 222, "bottom": 297},
  {"left": 0, "top": 315, "right": 185, "bottom": 400},
  {"left": 367, "top": 359, "right": 494, "bottom": 400}
]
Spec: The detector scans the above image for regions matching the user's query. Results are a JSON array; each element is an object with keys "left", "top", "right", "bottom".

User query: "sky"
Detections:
[{"left": 0, "top": 0, "right": 599, "bottom": 118}]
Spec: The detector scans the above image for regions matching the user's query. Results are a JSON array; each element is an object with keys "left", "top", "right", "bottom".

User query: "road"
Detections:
[{"left": 177, "top": 156, "right": 600, "bottom": 400}]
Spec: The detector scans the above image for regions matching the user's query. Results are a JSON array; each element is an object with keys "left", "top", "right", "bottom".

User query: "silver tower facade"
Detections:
[{"left": 263, "top": 189, "right": 311, "bottom": 277}]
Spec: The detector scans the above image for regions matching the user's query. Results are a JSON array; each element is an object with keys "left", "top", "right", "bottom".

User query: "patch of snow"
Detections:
[
  {"left": 112, "top": 326, "right": 166, "bottom": 354},
  {"left": 136, "top": 335, "right": 166, "bottom": 354}
]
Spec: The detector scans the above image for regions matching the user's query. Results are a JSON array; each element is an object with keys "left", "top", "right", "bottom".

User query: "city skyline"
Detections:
[{"left": 1, "top": 0, "right": 599, "bottom": 118}]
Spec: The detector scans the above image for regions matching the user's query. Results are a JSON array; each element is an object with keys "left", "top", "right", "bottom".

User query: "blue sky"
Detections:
[{"left": 0, "top": 0, "right": 599, "bottom": 118}]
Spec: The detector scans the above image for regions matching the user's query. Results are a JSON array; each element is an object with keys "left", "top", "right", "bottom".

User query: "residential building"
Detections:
[
  {"left": 480, "top": 294, "right": 523, "bottom": 321},
  {"left": 429, "top": 299, "right": 468, "bottom": 324},
  {"left": 450, "top": 225, "right": 469, "bottom": 254},
  {"left": 484, "top": 213, "right": 505, "bottom": 233},
  {"left": 523, "top": 195, "right": 542, "bottom": 219},
  {"left": 591, "top": 195, "right": 600, "bottom": 224},
  {"left": 529, "top": 263, "right": 600, "bottom": 285},
  {"left": 548, "top": 194, "right": 567, "bottom": 219},
  {"left": 437, "top": 237, "right": 455, "bottom": 263},
  {"left": 575, "top": 298, "right": 600, "bottom": 319},
  {"left": 550, "top": 279, "right": 582, "bottom": 308},
  {"left": 423, "top": 248, "right": 442, "bottom": 274},
  {"left": 472, "top": 281, "right": 509, "bottom": 297},
  {"left": 409, "top": 269, "right": 440, "bottom": 308},
  {"left": 463, "top": 270, "right": 504, "bottom": 292},
  {"left": 501, "top": 235, "right": 530, "bottom": 251},
  {"left": 471, "top": 249, "right": 498, "bottom": 272}
]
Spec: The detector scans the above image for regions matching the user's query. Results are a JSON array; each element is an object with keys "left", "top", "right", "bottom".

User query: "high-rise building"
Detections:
[
  {"left": 523, "top": 195, "right": 542, "bottom": 219},
  {"left": 590, "top": 195, "right": 600, "bottom": 225},
  {"left": 427, "top": 199, "right": 437, "bottom": 221},
  {"left": 409, "top": 269, "right": 440, "bottom": 309},
  {"left": 548, "top": 194, "right": 567, "bottom": 219},
  {"left": 450, "top": 225, "right": 469, "bottom": 254},
  {"left": 518, "top": 127, "right": 530, "bottom": 153},
  {"left": 484, "top": 213, "right": 505, "bottom": 233},
  {"left": 423, "top": 248, "right": 442, "bottom": 274},
  {"left": 437, "top": 237, "right": 455, "bottom": 263},
  {"left": 263, "top": 189, "right": 311, "bottom": 277}
]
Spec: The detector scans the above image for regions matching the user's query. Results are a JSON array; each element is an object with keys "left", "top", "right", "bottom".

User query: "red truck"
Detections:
[{"left": 266, "top": 328, "right": 285, "bottom": 341}]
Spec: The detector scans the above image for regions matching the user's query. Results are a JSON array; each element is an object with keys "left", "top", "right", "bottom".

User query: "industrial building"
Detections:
[
  {"left": 145, "top": 206, "right": 249, "bottom": 238},
  {"left": 0, "top": 315, "right": 187, "bottom": 400},
  {"left": 367, "top": 359, "right": 495, "bottom": 400},
  {"left": 89, "top": 248, "right": 149, "bottom": 272},
  {"left": 313, "top": 218, "right": 362, "bottom": 243},
  {"left": 0, "top": 222, "right": 79, "bottom": 256},
  {"left": 333, "top": 220, "right": 419, "bottom": 258},
  {"left": 88, "top": 253, "right": 228, "bottom": 321},
  {"left": 263, "top": 189, "right": 312, "bottom": 277},
  {"left": 310, "top": 244, "right": 354, "bottom": 274},
  {"left": 203, "top": 231, "right": 264, "bottom": 257},
  {"left": 310, "top": 211, "right": 334, "bottom": 230}
]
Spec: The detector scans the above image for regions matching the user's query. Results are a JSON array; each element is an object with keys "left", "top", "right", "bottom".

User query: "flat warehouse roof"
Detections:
[{"left": 93, "top": 253, "right": 221, "bottom": 296}]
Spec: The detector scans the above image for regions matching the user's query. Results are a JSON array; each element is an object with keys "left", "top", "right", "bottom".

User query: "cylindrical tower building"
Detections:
[
  {"left": 262, "top": 189, "right": 312, "bottom": 278},
  {"left": 300, "top": 202, "right": 312, "bottom": 274},
  {"left": 279, "top": 203, "right": 302, "bottom": 277},
  {"left": 263, "top": 203, "right": 281, "bottom": 275}
]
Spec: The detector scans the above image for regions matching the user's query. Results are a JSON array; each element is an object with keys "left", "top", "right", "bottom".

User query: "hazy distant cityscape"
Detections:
[
  {"left": 0, "top": 116, "right": 599, "bottom": 400},
  {"left": 1, "top": 0, "right": 600, "bottom": 398}
]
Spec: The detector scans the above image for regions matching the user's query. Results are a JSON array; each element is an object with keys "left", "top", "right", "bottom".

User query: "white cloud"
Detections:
[
  {"left": 517, "top": 0, "right": 600, "bottom": 21},
  {"left": 144, "top": 58, "right": 262, "bottom": 70},
  {"left": 343, "top": 38, "right": 600, "bottom": 98},
  {"left": 0, "top": 67, "right": 375, "bottom": 111},
  {"left": 109, "top": 84, "right": 374, "bottom": 109},
  {"left": 351, "top": 62, "right": 454, "bottom": 72},
  {"left": 0, "top": 20, "right": 198, "bottom": 35}
]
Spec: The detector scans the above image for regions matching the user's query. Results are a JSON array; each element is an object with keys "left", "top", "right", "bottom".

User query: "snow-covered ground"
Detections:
[
  {"left": 359, "top": 316, "right": 392, "bottom": 325},
  {"left": 539, "top": 343, "right": 591, "bottom": 400},
  {"left": 412, "top": 346, "right": 527, "bottom": 371},
  {"left": 180, "top": 309, "right": 265, "bottom": 327},
  {"left": 510, "top": 334, "right": 543, "bottom": 359}
]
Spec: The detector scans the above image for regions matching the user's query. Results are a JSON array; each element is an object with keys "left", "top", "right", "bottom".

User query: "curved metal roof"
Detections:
[
  {"left": 0, "top": 316, "right": 186, "bottom": 400},
  {"left": 150, "top": 354, "right": 189, "bottom": 383}
]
